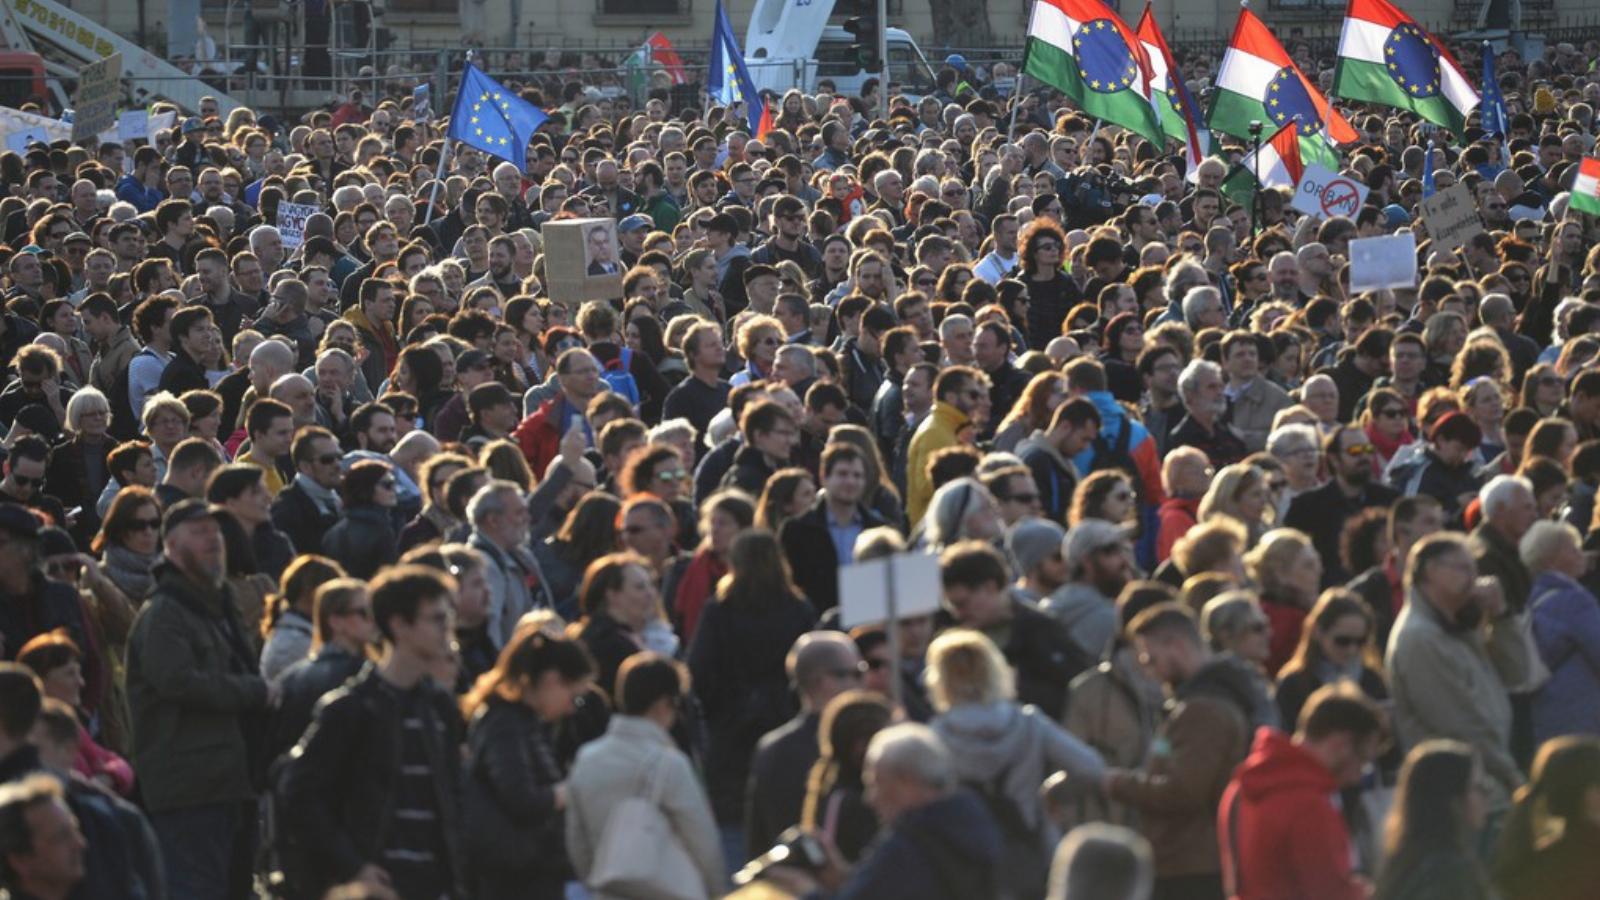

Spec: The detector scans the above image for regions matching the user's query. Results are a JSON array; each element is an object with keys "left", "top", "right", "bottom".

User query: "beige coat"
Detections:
[
  {"left": 1228, "top": 376, "right": 1296, "bottom": 452},
  {"left": 565, "top": 714, "right": 724, "bottom": 899}
]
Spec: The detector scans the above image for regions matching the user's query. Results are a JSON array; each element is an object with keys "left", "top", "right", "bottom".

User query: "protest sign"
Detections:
[
  {"left": 1349, "top": 232, "right": 1419, "bottom": 292},
  {"left": 1418, "top": 183, "right": 1485, "bottom": 250},
  {"left": 1292, "top": 163, "right": 1370, "bottom": 219},
  {"left": 276, "top": 202, "right": 319, "bottom": 250},
  {"left": 71, "top": 53, "right": 122, "bottom": 142},
  {"left": 838, "top": 552, "right": 942, "bottom": 630},
  {"left": 117, "top": 109, "right": 147, "bottom": 142}
]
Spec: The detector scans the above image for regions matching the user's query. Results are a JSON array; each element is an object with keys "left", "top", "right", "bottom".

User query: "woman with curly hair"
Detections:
[
  {"left": 1070, "top": 470, "right": 1137, "bottom": 528},
  {"left": 1017, "top": 218, "right": 1079, "bottom": 351}
]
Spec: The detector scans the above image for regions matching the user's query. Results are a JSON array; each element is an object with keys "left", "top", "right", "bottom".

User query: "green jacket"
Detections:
[
  {"left": 126, "top": 566, "right": 269, "bottom": 812},
  {"left": 640, "top": 191, "right": 682, "bottom": 234}
]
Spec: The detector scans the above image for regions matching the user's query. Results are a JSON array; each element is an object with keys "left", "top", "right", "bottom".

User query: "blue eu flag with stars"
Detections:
[
  {"left": 1480, "top": 42, "right": 1510, "bottom": 141},
  {"left": 707, "top": 0, "right": 767, "bottom": 136},
  {"left": 446, "top": 63, "right": 548, "bottom": 173}
]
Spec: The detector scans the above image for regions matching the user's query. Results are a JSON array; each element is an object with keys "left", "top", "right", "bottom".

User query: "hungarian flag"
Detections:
[
  {"left": 1209, "top": 6, "right": 1358, "bottom": 146},
  {"left": 1571, "top": 157, "right": 1600, "bottom": 216},
  {"left": 1135, "top": 4, "right": 1208, "bottom": 171},
  {"left": 1333, "top": 0, "right": 1478, "bottom": 136},
  {"left": 1221, "top": 120, "right": 1305, "bottom": 207},
  {"left": 1023, "top": 0, "right": 1164, "bottom": 146}
]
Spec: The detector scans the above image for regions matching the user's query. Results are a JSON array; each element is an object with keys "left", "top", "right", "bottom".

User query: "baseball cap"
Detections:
[
  {"left": 618, "top": 214, "right": 652, "bottom": 233},
  {"left": 457, "top": 349, "right": 493, "bottom": 372},
  {"left": 181, "top": 116, "right": 204, "bottom": 134},
  {"left": 1381, "top": 204, "right": 1411, "bottom": 229},
  {"left": 946, "top": 53, "right": 967, "bottom": 71},
  {"left": 1008, "top": 518, "right": 1066, "bottom": 576},
  {"left": 1061, "top": 520, "right": 1134, "bottom": 574},
  {"left": 162, "top": 498, "right": 218, "bottom": 540}
]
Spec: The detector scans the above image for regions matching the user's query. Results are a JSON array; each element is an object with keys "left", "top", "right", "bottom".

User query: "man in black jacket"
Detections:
[
  {"left": 781, "top": 444, "right": 887, "bottom": 612},
  {"left": 1283, "top": 425, "right": 1399, "bottom": 587},
  {"left": 938, "top": 541, "right": 1089, "bottom": 719},
  {"left": 156, "top": 305, "right": 216, "bottom": 396},
  {"left": 271, "top": 426, "right": 344, "bottom": 555},
  {"left": 282, "top": 565, "right": 463, "bottom": 898},
  {"left": 745, "top": 632, "right": 863, "bottom": 859},
  {"left": 723, "top": 399, "right": 799, "bottom": 496}
]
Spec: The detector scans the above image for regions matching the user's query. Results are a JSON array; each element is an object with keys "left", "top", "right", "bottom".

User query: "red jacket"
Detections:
[
  {"left": 1261, "top": 598, "right": 1306, "bottom": 677},
  {"left": 512, "top": 395, "right": 570, "bottom": 476},
  {"left": 1218, "top": 728, "right": 1366, "bottom": 900},
  {"left": 1156, "top": 496, "right": 1201, "bottom": 563}
]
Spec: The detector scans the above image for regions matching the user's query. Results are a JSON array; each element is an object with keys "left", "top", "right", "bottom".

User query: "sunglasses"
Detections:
[
  {"left": 1330, "top": 634, "right": 1367, "bottom": 649},
  {"left": 316, "top": 453, "right": 341, "bottom": 465},
  {"left": 130, "top": 517, "right": 161, "bottom": 532},
  {"left": 1345, "top": 444, "right": 1376, "bottom": 457},
  {"left": 655, "top": 469, "right": 687, "bottom": 483},
  {"left": 11, "top": 473, "right": 41, "bottom": 488}
]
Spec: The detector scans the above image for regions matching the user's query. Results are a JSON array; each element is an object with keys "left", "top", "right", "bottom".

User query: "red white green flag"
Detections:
[
  {"left": 1571, "top": 157, "right": 1600, "bottom": 216},
  {"left": 1333, "top": 0, "right": 1478, "bottom": 136},
  {"left": 1209, "top": 5, "right": 1359, "bottom": 145},
  {"left": 1023, "top": 0, "right": 1164, "bottom": 146},
  {"left": 1221, "top": 121, "right": 1305, "bottom": 208}
]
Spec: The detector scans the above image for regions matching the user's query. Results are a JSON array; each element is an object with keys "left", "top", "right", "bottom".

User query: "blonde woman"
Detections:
[
  {"left": 1198, "top": 463, "right": 1271, "bottom": 548},
  {"left": 927, "top": 628, "right": 1105, "bottom": 898},
  {"left": 1243, "top": 528, "right": 1323, "bottom": 675}
]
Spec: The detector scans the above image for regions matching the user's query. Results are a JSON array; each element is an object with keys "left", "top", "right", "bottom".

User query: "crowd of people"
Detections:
[{"left": 0, "top": 29, "right": 1597, "bottom": 900}]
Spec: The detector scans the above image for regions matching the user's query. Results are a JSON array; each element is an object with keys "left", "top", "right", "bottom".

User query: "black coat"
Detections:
[
  {"left": 576, "top": 612, "right": 646, "bottom": 700},
  {"left": 271, "top": 481, "right": 341, "bottom": 556},
  {"left": 997, "top": 599, "right": 1092, "bottom": 720},
  {"left": 270, "top": 644, "right": 366, "bottom": 762},
  {"left": 463, "top": 697, "right": 570, "bottom": 900},
  {"left": 744, "top": 712, "right": 820, "bottom": 860},
  {"left": 45, "top": 434, "right": 111, "bottom": 547},
  {"left": 156, "top": 345, "right": 211, "bottom": 396},
  {"left": 1282, "top": 480, "right": 1400, "bottom": 587},
  {"left": 722, "top": 444, "right": 780, "bottom": 497},
  {"left": 780, "top": 499, "right": 889, "bottom": 612},
  {"left": 688, "top": 595, "right": 817, "bottom": 823},
  {"left": 320, "top": 504, "right": 399, "bottom": 579},
  {"left": 281, "top": 664, "right": 463, "bottom": 897}
]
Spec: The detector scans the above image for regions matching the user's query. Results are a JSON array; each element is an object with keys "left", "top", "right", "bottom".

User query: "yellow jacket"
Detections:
[{"left": 905, "top": 400, "right": 971, "bottom": 526}]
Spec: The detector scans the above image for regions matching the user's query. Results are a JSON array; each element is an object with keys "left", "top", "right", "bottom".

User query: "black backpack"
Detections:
[{"left": 965, "top": 761, "right": 1050, "bottom": 900}]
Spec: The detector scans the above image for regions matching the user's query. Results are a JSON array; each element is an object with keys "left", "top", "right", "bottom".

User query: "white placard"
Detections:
[
  {"left": 838, "top": 552, "right": 943, "bottom": 629},
  {"left": 1349, "top": 232, "right": 1419, "bottom": 293},
  {"left": 71, "top": 53, "right": 122, "bottom": 142},
  {"left": 1292, "top": 163, "right": 1371, "bottom": 220},
  {"left": 117, "top": 109, "right": 148, "bottom": 142},
  {"left": 276, "top": 202, "right": 319, "bottom": 250}
]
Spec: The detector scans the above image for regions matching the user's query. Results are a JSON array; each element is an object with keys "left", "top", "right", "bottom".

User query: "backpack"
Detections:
[
  {"left": 601, "top": 347, "right": 641, "bottom": 408},
  {"left": 107, "top": 352, "right": 145, "bottom": 443},
  {"left": 964, "top": 760, "right": 1049, "bottom": 900},
  {"left": 1089, "top": 412, "right": 1144, "bottom": 503}
]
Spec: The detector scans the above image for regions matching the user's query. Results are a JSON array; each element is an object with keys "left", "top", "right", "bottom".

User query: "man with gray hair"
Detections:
[
  {"left": 248, "top": 224, "right": 285, "bottom": 273},
  {"left": 1171, "top": 359, "right": 1248, "bottom": 467},
  {"left": 765, "top": 722, "right": 1004, "bottom": 898},
  {"left": 253, "top": 277, "right": 317, "bottom": 368},
  {"left": 1180, "top": 285, "right": 1225, "bottom": 331},
  {"left": 1471, "top": 474, "right": 1538, "bottom": 616},
  {"left": 467, "top": 479, "right": 544, "bottom": 647},
  {"left": 746, "top": 632, "right": 864, "bottom": 856}
]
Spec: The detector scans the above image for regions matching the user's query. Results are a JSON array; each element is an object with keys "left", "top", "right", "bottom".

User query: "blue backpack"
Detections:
[{"left": 601, "top": 348, "right": 641, "bottom": 407}]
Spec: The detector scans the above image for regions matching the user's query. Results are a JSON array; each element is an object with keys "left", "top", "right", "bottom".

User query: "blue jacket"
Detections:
[
  {"left": 115, "top": 175, "right": 164, "bottom": 213},
  {"left": 1070, "top": 391, "right": 1164, "bottom": 568},
  {"left": 1529, "top": 570, "right": 1600, "bottom": 742}
]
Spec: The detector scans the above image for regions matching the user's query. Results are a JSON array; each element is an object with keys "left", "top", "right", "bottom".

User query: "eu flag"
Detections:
[
  {"left": 446, "top": 63, "right": 548, "bottom": 173},
  {"left": 707, "top": 0, "right": 767, "bottom": 136},
  {"left": 1480, "top": 42, "right": 1510, "bottom": 140}
]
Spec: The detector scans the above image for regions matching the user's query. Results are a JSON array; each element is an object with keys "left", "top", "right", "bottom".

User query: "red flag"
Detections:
[
  {"left": 756, "top": 103, "right": 773, "bottom": 139},
  {"left": 646, "top": 32, "right": 689, "bottom": 86}
]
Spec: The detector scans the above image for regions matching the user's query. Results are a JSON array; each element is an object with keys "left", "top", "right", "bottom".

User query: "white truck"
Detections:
[{"left": 743, "top": 0, "right": 938, "bottom": 97}]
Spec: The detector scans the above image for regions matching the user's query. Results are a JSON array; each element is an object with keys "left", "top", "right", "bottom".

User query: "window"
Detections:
[{"left": 597, "top": 0, "right": 684, "bottom": 15}]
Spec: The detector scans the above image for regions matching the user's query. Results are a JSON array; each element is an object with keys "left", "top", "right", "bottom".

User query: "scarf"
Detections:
[
  {"left": 102, "top": 544, "right": 161, "bottom": 602},
  {"left": 1366, "top": 421, "right": 1414, "bottom": 467},
  {"left": 294, "top": 473, "right": 342, "bottom": 517},
  {"left": 673, "top": 548, "right": 727, "bottom": 644}
]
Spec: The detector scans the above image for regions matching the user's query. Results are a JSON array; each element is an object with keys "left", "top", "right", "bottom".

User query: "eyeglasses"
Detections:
[
  {"left": 1109, "top": 490, "right": 1133, "bottom": 502},
  {"left": 10, "top": 473, "right": 41, "bottom": 488},
  {"left": 1345, "top": 444, "right": 1376, "bottom": 457},
  {"left": 1330, "top": 634, "right": 1367, "bottom": 649},
  {"left": 655, "top": 469, "right": 687, "bottom": 483},
  {"left": 1034, "top": 241, "right": 1062, "bottom": 252},
  {"left": 916, "top": 278, "right": 937, "bottom": 288},
  {"left": 130, "top": 517, "right": 161, "bottom": 532},
  {"left": 316, "top": 453, "right": 341, "bottom": 465}
]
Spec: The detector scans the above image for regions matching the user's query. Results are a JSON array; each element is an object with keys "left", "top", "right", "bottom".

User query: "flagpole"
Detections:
[
  {"left": 1008, "top": 72, "right": 1028, "bottom": 139},
  {"left": 1248, "top": 119, "right": 1263, "bottom": 242},
  {"left": 1088, "top": 118, "right": 1103, "bottom": 145},
  {"left": 424, "top": 138, "right": 452, "bottom": 228}
]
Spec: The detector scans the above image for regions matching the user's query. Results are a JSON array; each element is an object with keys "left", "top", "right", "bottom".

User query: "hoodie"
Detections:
[
  {"left": 1218, "top": 729, "right": 1367, "bottom": 900},
  {"left": 1156, "top": 495, "right": 1200, "bottom": 563},
  {"left": 931, "top": 700, "right": 1105, "bottom": 840}
]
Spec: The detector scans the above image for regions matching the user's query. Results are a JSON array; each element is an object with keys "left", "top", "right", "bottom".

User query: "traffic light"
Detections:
[{"left": 843, "top": 15, "right": 881, "bottom": 73}]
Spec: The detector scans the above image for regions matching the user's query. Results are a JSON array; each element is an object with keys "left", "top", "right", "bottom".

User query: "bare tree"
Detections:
[{"left": 928, "top": 0, "right": 995, "bottom": 48}]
